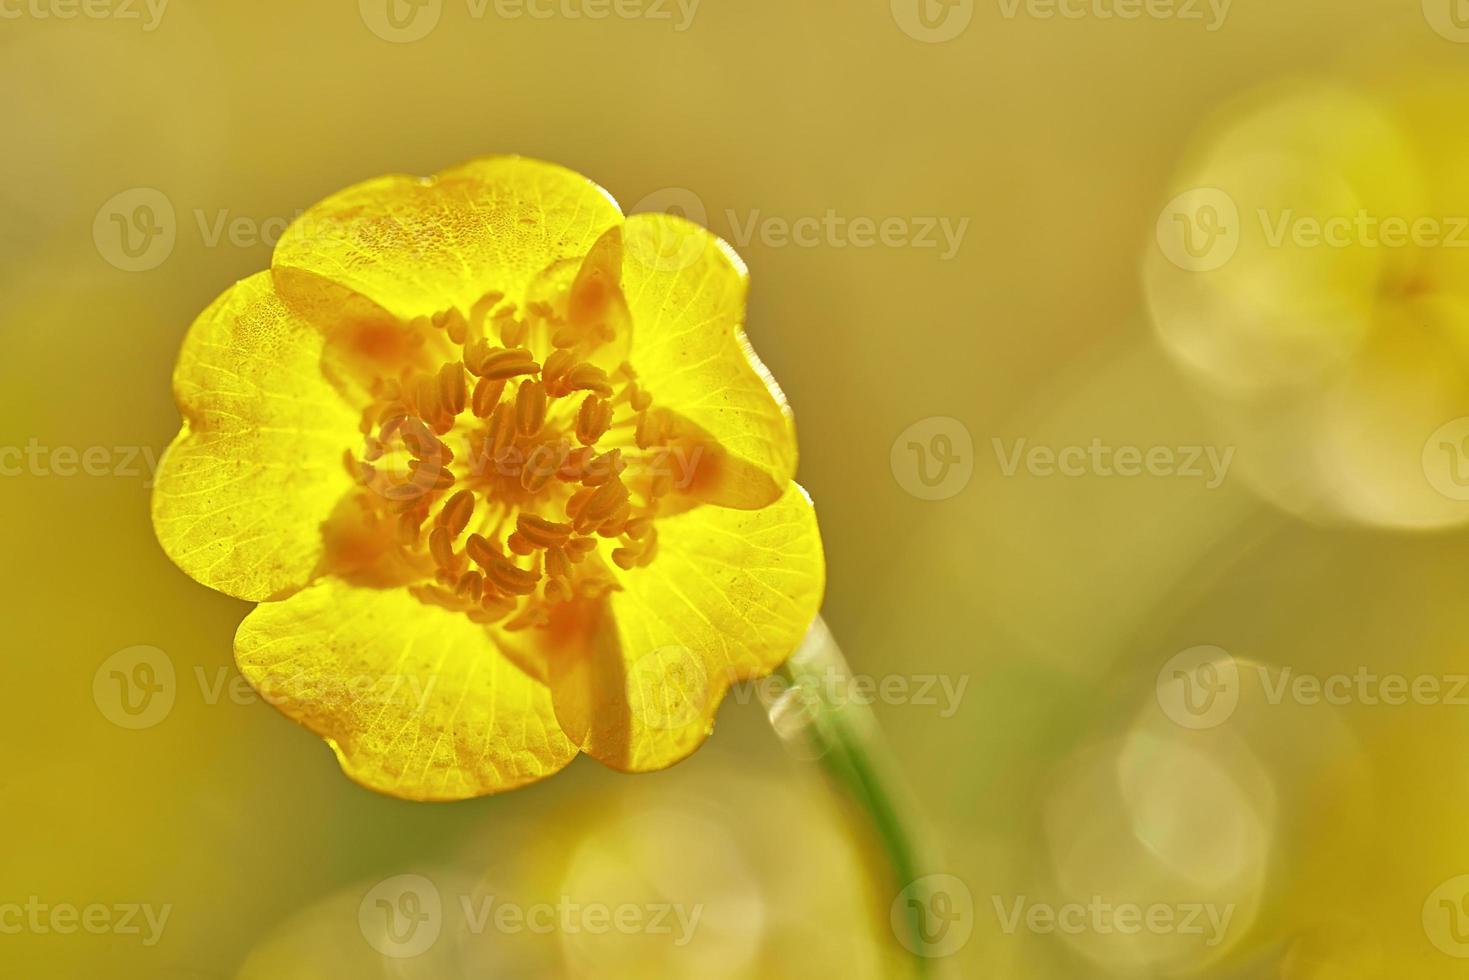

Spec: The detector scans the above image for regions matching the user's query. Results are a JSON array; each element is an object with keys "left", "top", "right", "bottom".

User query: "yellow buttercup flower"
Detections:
[{"left": 152, "top": 157, "right": 825, "bottom": 800}]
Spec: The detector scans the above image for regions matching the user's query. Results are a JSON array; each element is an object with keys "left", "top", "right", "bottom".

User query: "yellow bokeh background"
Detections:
[{"left": 8, "top": 1, "right": 1469, "bottom": 976}]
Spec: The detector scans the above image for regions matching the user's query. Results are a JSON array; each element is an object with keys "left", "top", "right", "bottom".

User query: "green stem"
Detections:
[{"left": 766, "top": 616, "right": 941, "bottom": 978}]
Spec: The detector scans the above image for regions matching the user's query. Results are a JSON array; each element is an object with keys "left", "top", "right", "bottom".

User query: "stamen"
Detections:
[
  {"left": 576, "top": 395, "right": 613, "bottom": 446},
  {"left": 438, "top": 363, "right": 466, "bottom": 415},
  {"left": 473, "top": 346, "right": 540, "bottom": 381},
  {"left": 479, "top": 551, "right": 540, "bottom": 596},
  {"left": 520, "top": 442, "right": 564, "bottom": 494},
  {"left": 565, "top": 363, "right": 614, "bottom": 398},
  {"left": 437, "top": 490, "right": 475, "bottom": 538},
  {"left": 579, "top": 478, "right": 629, "bottom": 528},
  {"left": 428, "top": 526, "right": 459, "bottom": 573},
  {"left": 488, "top": 403, "right": 516, "bottom": 457},
  {"left": 581, "top": 449, "right": 623, "bottom": 487},
  {"left": 515, "top": 381, "right": 548, "bottom": 436},
  {"left": 455, "top": 570, "right": 484, "bottom": 601},
  {"left": 542, "top": 349, "right": 577, "bottom": 389},
  {"left": 516, "top": 513, "right": 573, "bottom": 548},
  {"left": 349, "top": 272, "right": 670, "bottom": 635},
  {"left": 471, "top": 378, "right": 505, "bottom": 417}
]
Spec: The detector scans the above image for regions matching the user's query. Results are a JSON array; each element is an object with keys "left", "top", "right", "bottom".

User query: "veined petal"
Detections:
[
  {"left": 622, "top": 212, "right": 798, "bottom": 509},
  {"left": 544, "top": 484, "right": 825, "bottom": 773},
  {"left": 151, "top": 272, "right": 359, "bottom": 602},
  {"left": 235, "top": 578, "right": 578, "bottom": 801},
  {"left": 272, "top": 156, "right": 623, "bottom": 323}
]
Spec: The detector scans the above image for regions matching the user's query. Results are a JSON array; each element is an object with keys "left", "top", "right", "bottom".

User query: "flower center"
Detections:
[{"left": 340, "top": 245, "right": 676, "bottom": 631}]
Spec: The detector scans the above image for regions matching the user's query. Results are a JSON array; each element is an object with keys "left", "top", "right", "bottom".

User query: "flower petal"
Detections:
[
  {"left": 151, "top": 272, "right": 359, "bottom": 602},
  {"left": 622, "top": 212, "right": 798, "bottom": 509},
  {"left": 542, "top": 484, "right": 825, "bottom": 772},
  {"left": 271, "top": 156, "right": 623, "bottom": 323},
  {"left": 235, "top": 578, "right": 578, "bottom": 800}
]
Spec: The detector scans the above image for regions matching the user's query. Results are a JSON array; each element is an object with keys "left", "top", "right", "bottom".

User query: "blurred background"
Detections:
[{"left": 7, "top": 0, "right": 1469, "bottom": 976}]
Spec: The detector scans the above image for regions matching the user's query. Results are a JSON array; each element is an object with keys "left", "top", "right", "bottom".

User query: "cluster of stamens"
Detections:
[{"left": 343, "top": 276, "right": 679, "bottom": 632}]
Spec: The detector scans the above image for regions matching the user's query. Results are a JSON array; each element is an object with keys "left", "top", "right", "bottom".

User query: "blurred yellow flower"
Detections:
[
  {"left": 1145, "top": 78, "right": 1469, "bottom": 529},
  {"left": 151, "top": 156, "right": 824, "bottom": 800}
]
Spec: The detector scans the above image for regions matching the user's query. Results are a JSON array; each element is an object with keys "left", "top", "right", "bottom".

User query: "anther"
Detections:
[
  {"left": 580, "top": 478, "right": 629, "bottom": 527},
  {"left": 474, "top": 346, "right": 539, "bottom": 381},
  {"left": 465, "top": 533, "right": 499, "bottom": 567},
  {"left": 566, "top": 536, "right": 598, "bottom": 562},
  {"left": 479, "top": 552, "right": 540, "bottom": 596},
  {"left": 542, "top": 349, "right": 576, "bottom": 389},
  {"left": 576, "top": 395, "right": 613, "bottom": 446},
  {"left": 516, "top": 514, "right": 573, "bottom": 548},
  {"left": 581, "top": 449, "right": 624, "bottom": 487},
  {"left": 521, "top": 442, "right": 565, "bottom": 494},
  {"left": 438, "top": 362, "right": 467, "bottom": 415},
  {"left": 455, "top": 570, "right": 484, "bottom": 601},
  {"left": 565, "top": 363, "right": 614, "bottom": 397},
  {"left": 437, "top": 490, "right": 475, "bottom": 538},
  {"left": 471, "top": 378, "right": 505, "bottom": 417},
  {"left": 429, "top": 526, "right": 458, "bottom": 572},
  {"left": 516, "top": 380, "right": 548, "bottom": 436},
  {"left": 489, "top": 403, "right": 516, "bottom": 457}
]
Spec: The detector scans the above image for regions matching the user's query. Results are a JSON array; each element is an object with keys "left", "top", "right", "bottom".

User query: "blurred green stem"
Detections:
[{"left": 766, "top": 616, "right": 940, "bottom": 978}]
